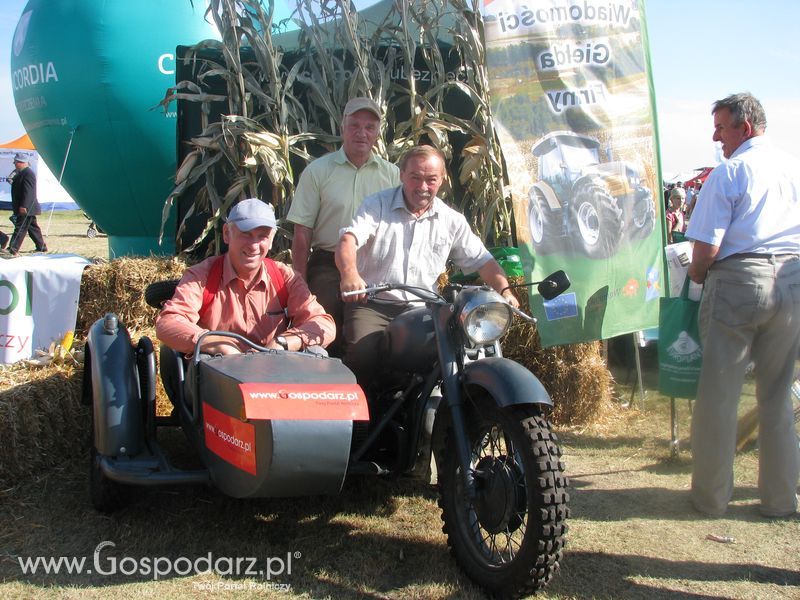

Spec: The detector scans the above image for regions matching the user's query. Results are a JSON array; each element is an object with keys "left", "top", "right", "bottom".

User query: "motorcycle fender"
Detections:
[
  {"left": 87, "top": 315, "right": 144, "bottom": 457},
  {"left": 462, "top": 357, "right": 552, "bottom": 408}
]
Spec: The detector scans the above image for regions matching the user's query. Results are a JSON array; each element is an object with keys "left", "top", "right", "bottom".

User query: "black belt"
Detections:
[{"left": 725, "top": 252, "right": 799, "bottom": 261}]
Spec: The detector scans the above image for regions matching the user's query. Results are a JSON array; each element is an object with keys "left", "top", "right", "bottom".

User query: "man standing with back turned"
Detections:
[
  {"left": 686, "top": 92, "right": 800, "bottom": 517},
  {"left": 287, "top": 97, "right": 400, "bottom": 356}
]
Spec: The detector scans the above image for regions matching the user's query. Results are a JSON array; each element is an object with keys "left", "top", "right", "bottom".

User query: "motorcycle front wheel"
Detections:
[{"left": 438, "top": 399, "right": 569, "bottom": 598}]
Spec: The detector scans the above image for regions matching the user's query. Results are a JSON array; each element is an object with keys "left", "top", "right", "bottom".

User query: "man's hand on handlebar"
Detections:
[
  {"left": 501, "top": 290, "right": 520, "bottom": 309},
  {"left": 199, "top": 336, "right": 242, "bottom": 355},
  {"left": 340, "top": 271, "right": 368, "bottom": 303}
]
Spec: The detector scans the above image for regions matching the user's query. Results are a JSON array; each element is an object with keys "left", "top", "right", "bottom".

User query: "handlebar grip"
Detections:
[{"left": 341, "top": 283, "right": 391, "bottom": 298}]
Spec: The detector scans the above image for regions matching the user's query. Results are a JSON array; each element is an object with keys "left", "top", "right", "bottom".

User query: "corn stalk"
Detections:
[{"left": 162, "top": 0, "right": 513, "bottom": 255}]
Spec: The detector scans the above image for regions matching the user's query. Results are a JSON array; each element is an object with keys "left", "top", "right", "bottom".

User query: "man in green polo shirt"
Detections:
[{"left": 287, "top": 97, "right": 399, "bottom": 356}]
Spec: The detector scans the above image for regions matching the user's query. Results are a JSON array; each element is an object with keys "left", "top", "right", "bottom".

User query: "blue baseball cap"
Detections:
[{"left": 227, "top": 198, "right": 276, "bottom": 231}]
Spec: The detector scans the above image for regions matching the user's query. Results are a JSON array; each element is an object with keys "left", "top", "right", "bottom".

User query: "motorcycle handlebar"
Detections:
[{"left": 342, "top": 282, "right": 535, "bottom": 322}]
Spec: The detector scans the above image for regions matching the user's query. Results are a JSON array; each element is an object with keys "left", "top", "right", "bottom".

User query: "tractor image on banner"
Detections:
[
  {"left": 482, "top": 0, "right": 664, "bottom": 346},
  {"left": 528, "top": 130, "right": 655, "bottom": 258}
]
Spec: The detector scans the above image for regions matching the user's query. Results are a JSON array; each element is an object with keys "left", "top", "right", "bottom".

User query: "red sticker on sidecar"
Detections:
[
  {"left": 239, "top": 383, "right": 369, "bottom": 421},
  {"left": 203, "top": 402, "right": 257, "bottom": 475}
]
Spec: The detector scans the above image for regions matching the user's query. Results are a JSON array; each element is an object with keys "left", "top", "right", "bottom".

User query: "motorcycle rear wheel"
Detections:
[{"left": 438, "top": 400, "right": 569, "bottom": 598}]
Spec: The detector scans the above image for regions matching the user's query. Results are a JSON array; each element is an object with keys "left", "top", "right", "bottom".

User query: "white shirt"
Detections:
[
  {"left": 342, "top": 186, "right": 492, "bottom": 301},
  {"left": 686, "top": 137, "right": 800, "bottom": 259}
]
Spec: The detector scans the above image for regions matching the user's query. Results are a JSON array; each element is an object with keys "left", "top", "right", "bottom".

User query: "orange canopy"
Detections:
[{"left": 0, "top": 133, "right": 35, "bottom": 150}]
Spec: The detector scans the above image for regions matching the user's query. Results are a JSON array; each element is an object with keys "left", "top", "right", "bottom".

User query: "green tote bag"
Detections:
[{"left": 658, "top": 276, "right": 703, "bottom": 398}]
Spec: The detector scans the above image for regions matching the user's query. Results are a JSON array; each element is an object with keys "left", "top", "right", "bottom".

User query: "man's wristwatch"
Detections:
[{"left": 275, "top": 335, "right": 289, "bottom": 350}]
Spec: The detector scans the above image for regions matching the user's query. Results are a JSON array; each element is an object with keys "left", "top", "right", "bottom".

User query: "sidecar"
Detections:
[{"left": 82, "top": 313, "right": 368, "bottom": 511}]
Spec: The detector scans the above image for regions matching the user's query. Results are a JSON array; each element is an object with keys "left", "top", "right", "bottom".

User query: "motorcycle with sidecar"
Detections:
[{"left": 83, "top": 270, "right": 571, "bottom": 598}]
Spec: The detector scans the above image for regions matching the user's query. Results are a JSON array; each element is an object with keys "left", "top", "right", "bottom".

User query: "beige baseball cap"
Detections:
[{"left": 343, "top": 97, "right": 382, "bottom": 119}]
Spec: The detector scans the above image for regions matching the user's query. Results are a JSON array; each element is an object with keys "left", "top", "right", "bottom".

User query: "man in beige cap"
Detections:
[{"left": 287, "top": 97, "right": 399, "bottom": 357}]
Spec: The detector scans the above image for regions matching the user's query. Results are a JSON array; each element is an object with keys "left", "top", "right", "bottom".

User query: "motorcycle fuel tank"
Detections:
[{"left": 382, "top": 307, "right": 438, "bottom": 372}]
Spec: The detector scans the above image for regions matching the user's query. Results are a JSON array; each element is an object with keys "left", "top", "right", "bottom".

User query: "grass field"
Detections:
[
  {"left": 0, "top": 210, "right": 109, "bottom": 260},
  {"left": 1, "top": 367, "right": 797, "bottom": 599},
  {"left": 1, "top": 211, "right": 798, "bottom": 599}
]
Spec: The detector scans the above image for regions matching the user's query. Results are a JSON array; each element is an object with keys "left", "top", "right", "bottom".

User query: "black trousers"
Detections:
[
  {"left": 306, "top": 250, "right": 345, "bottom": 358},
  {"left": 10, "top": 214, "right": 45, "bottom": 253}
]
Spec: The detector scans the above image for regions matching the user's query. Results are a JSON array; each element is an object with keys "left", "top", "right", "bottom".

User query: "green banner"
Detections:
[{"left": 482, "top": 0, "right": 664, "bottom": 346}]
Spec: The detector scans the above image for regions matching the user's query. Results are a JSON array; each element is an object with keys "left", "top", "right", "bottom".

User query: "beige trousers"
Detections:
[{"left": 690, "top": 254, "right": 800, "bottom": 516}]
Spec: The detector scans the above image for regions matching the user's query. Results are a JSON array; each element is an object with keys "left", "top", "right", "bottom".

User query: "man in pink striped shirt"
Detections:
[{"left": 156, "top": 199, "right": 335, "bottom": 355}]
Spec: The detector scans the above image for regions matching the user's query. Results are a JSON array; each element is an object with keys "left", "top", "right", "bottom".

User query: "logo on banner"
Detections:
[
  {"left": 0, "top": 274, "right": 32, "bottom": 316},
  {"left": 240, "top": 383, "right": 369, "bottom": 421},
  {"left": 203, "top": 402, "right": 256, "bottom": 475},
  {"left": 13, "top": 11, "right": 32, "bottom": 57}
]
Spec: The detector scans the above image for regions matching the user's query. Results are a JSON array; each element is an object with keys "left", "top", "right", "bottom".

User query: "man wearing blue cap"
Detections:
[
  {"left": 3, "top": 153, "right": 46, "bottom": 255},
  {"left": 156, "top": 198, "right": 335, "bottom": 355}
]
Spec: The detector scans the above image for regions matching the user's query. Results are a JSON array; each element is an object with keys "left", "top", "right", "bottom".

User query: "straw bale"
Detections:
[
  {"left": 0, "top": 362, "right": 87, "bottom": 485},
  {"left": 73, "top": 257, "right": 190, "bottom": 416},
  {"left": 76, "top": 256, "right": 187, "bottom": 335}
]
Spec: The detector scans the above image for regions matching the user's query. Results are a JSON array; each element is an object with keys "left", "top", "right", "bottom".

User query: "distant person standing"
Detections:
[
  {"left": 663, "top": 182, "right": 675, "bottom": 212},
  {"left": 287, "top": 97, "right": 399, "bottom": 356},
  {"left": 686, "top": 92, "right": 800, "bottom": 518},
  {"left": 684, "top": 183, "right": 696, "bottom": 214},
  {"left": 685, "top": 183, "right": 701, "bottom": 219},
  {"left": 665, "top": 191, "right": 685, "bottom": 243},
  {"left": 6, "top": 153, "right": 47, "bottom": 255}
]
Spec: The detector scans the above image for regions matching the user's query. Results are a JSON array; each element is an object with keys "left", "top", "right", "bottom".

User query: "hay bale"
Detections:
[
  {"left": 76, "top": 256, "right": 187, "bottom": 335},
  {"left": 502, "top": 281, "right": 614, "bottom": 426},
  {"left": 75, "top": 256, "right": 189, "bottom": 417},
  {"left": 0, "top": 362, "right": 87, "bottom": 485}
]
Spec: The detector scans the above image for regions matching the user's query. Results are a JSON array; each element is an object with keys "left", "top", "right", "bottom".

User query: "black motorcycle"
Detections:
[{"left": 342, "top": 271, "right": 571, "bottom": 596}]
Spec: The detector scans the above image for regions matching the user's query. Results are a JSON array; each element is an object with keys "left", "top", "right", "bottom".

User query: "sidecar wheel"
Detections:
[{"left": 438, "top": 401, "right": 569, "bottom": 598}]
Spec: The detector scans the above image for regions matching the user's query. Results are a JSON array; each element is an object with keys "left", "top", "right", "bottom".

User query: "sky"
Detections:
[{"left": 1, "top": 0, "right": 798, "bottom": 178}]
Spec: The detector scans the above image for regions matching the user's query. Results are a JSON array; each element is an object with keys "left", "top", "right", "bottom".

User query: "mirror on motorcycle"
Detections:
[{"left": 537, "top": 270, "right": 571, "bottom": 300}]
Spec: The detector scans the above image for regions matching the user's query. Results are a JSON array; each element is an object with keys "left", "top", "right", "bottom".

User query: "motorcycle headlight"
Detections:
[{"left": 458, "top": 290, "right": 512, "bottom": 345}]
